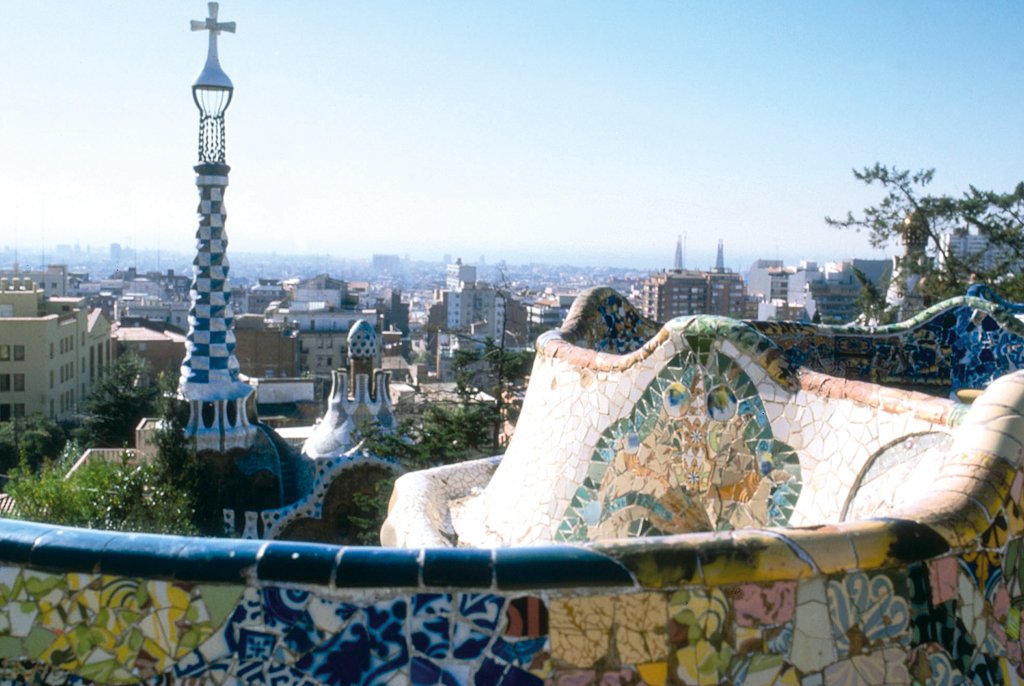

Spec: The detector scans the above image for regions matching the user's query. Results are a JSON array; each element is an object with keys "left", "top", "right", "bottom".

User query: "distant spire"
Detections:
[
  {"left": 715, "top": 239, "right": 725, "bottom": 272},
  {"left": 673, "top": 234, "right": 683, "bottom": 270}
]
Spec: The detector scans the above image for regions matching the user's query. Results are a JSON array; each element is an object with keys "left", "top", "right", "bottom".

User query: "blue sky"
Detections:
[{"left": 0, "top": 1, "right": 1020, "bottom": 270}]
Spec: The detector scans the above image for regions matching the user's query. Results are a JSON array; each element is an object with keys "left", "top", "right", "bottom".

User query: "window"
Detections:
[
  {"left": 13, "top": 404, "right": 24, "bottom": 418},
  {"left": 13, "top": 375, "right": 24, "bottom": 392},
  {"left": 0, "top": 375, "right": 8, "bottom": 392},
  {"left": 12, "top": 345, "right": 24, "bottom": 361},
  {"left": 0, "top": 345, "right": 8, "bottom": 361},
  {"left": 0, "top": 405, "right": 9, "bottom": 421}
]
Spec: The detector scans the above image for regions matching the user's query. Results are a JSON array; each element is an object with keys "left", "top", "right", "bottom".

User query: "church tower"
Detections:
[{"left": 179, "top": 2, "right": 256, "bottom": 452}]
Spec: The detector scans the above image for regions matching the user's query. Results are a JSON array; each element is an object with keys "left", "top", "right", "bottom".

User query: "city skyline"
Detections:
[{"left": 0, "top": 1, "right": 1021, "bottom": 270}]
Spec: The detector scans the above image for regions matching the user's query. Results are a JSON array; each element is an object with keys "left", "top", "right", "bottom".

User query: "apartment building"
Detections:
[
  {"left": 636, "top": 269, "right": 747, "bottom": 321},
  {"left": 0, "top": 278, "right": 112, "bottom": 421}
]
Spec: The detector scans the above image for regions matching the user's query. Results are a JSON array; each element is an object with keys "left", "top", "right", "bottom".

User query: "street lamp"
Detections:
[{"left": 191, "top": 2, "right": 235, "bottom": 164}]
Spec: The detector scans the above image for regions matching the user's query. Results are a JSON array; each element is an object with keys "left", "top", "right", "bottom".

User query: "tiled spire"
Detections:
[
  {"left": 179, "top": 3, "right": 254, "bottom": 451},
  {"left": 180, "top": 165, "right": 249, "bottom": 398}
]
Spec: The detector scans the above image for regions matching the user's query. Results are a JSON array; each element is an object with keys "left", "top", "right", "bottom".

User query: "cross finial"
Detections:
[
  {"left": 191, "top": 2, "right": 235, "bottom": 91},
  {"left": 191, "top": 2, "right": 236, "bottom": 38}
]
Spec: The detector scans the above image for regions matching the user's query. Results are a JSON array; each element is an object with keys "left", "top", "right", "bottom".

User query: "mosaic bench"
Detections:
[
  {"left": 383, "top": 287, "right": 1024, "bottom": 547},
  {"left": 3, "top": 288, "right": 1024, "bottom": 683}
]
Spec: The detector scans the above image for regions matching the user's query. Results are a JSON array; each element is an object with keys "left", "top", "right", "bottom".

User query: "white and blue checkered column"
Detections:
[{"left": 180, "top": 163, "right": 249, "bottom": 401}]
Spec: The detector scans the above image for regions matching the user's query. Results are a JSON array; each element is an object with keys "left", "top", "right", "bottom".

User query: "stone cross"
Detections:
[{"left": 191, "top": 2, "right": 236, "bottom": 53}]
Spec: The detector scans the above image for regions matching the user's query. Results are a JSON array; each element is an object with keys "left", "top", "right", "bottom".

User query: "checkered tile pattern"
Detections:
[{"left": 180, "top": 176, "right": 242, "bottom": 388}]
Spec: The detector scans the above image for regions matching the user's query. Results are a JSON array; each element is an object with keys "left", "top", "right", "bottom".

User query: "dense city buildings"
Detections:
[
  {"left": 938, "top": 230, "right": 1011, "bottom": 274},
  {"left": 524, "top": 291, "right": 576, "bottom": 340},
  {"left": 0, "top": 241, "right": 911, "bottom": 422},
  {"left": 748, "top": 257, "right": 891, "bottom": 323},
  {"left": 0, "top": 266, "right": 69, "bottom": 299},
  {"left": 0, "top": 237, "right": 915, "bottom": 414},
  {"left": 430, "top": 259, "right": 527, "bottom": 344}
]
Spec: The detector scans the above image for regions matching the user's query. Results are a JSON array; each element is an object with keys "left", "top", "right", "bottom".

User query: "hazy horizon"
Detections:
[{"left": 0, "top": 237, "right": 896, "bottom": 275}]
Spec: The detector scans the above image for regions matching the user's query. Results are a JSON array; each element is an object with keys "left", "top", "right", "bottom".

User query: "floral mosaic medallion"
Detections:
[
  {"left": 555, "top": 336, "right": 802, "bottom": 541},
  {"left": 706, "top": 384, "right": 737, "bottom": 422}
]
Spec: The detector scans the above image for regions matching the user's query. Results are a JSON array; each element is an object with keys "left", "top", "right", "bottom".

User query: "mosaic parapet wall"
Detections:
[
  {"left": 0, "top": 373, "right": 1023, "bottom": 683},
  {"left": 750, "top": 287, "right": 1024, "bottom": 392}
]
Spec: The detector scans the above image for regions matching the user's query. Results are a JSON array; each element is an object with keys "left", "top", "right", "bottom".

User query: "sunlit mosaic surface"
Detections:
[{"left": 438, "top": 291, "right": 967, "bottom": 548}]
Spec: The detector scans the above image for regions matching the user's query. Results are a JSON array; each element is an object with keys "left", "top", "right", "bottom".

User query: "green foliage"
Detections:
[
  {"left": 151, "top": 373, "right": 221, "bottom": 535},
  {"left": 348, "top": 477, "right": 398, "bottom": 546},
  {"left": 361, "top": 403, "right": 496, "bottom": 470},
  {"left": 75, "top": 352, "right": 159, "bottom": 449},
  {"left": 827, "top": 164, "right": 1024, "bottom": 303},
  {"left": 5, "top": 450, "right": 197, "bottom": 535},
  {"left": 852, "top": 266, "right": 896, "bottom": 326},
  {"left": 449, "top": 338, "right": 535, "bottom": 451},
  {"left": 0, "top": 416, "right": 67, "bottom": 478},
  {"left": 420, "top": 404, "right": 498, "bottom": 462},
  {"left": 2, "top": 372, "right": 209, "bottom": 537}
]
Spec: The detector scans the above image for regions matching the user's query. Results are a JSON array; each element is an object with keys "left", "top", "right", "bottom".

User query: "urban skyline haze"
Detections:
[{"left": 0, "top": 1, "right": 1020, "bottom": 271}]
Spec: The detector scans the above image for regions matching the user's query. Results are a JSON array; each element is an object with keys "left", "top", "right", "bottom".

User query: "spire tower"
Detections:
[
  {"left": 673, "top": 235, "right": 683, "bottom": 270},
  {"left": 179, "top": 2, "right": 254, "bottom": 451},
  {"left": 715, "top": 239, "right": 725, "bottom": 272}
]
